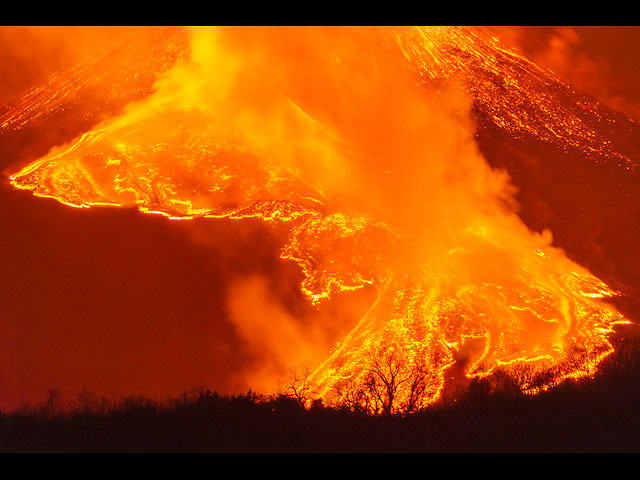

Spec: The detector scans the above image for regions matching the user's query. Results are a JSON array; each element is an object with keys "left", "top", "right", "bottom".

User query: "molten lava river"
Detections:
[{"left": 4, "top": 26, "right": 632, "bottom": 413}]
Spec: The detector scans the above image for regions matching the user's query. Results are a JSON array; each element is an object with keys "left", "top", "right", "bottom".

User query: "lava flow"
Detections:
[{"left": 5, "top": 26, "right": 633, "bottom": 412}]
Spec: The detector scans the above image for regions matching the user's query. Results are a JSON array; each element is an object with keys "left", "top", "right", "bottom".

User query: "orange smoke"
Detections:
[
  {"left": 480, "top": 26, "right": 640, "bottom": 123},
  {"left": 7, "top": 26, "right": 631, "bottom": 409},
  {"left": 0, "top": 27, "right": 133, "bottom": 105}
]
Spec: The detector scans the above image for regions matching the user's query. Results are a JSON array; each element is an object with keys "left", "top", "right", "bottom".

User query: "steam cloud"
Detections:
[{"left": 154, "top": 26, "right": 523, "bottom": 389}]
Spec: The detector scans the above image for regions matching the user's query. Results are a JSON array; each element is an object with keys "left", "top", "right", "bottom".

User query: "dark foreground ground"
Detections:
[{"left": 2, "top": 333, "right": 640, "bottom": 453}]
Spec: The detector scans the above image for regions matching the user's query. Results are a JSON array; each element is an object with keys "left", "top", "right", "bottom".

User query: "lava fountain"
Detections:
[{"left": 6, "top": 26, "right": 631, "bottom": 413}]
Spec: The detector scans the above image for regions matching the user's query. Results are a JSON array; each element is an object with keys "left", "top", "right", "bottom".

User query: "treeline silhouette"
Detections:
[{"left": 2, "top": 333, "right": 640, "bottom": 452}]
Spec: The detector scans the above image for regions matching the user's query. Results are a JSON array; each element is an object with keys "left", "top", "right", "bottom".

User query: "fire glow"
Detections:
[{"left": 6, "top": 26, "right": 631, "bottom": 412}]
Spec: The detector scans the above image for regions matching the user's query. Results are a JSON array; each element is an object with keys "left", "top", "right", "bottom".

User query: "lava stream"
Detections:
[{"left": 6, "top": 26, "right": 631, "bottom": 409}]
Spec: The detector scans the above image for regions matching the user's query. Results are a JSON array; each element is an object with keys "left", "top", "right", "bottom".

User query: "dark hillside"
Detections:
[{"left": 2, "top": 330, "right": 640, "bottom": 453}]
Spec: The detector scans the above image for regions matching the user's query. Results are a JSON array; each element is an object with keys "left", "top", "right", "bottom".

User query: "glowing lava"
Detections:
[{"left": 6, "top": 26, "right": 631, "bottom": 412}]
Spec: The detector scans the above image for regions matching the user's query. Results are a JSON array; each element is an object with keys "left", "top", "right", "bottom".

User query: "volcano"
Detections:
[{"left": 2, "top": 26, "right": 639, "bottom": 414}]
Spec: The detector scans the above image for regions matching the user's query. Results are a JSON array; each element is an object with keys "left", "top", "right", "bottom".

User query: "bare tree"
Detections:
[
  {"left": 72, "top": 386, "right": 111, "bottom": 416},
  {"left": 42, "top": 387, "right": 66, "bottom": 419},
  {"left": 280, "top": 364, "right": 316, "bottom": 408},
  {"left": 402, "top": 358, "right": 432, "bottom": 414},
  {"left": 73, "top": 386, "right": 97, "bottom": 416},
  {"left": 366, "top": 348, "right": 406, "bottom": 415},
  {"left": 334, "top": 345, "right": 437, "bottom": 416},
  {"left": 333, "top": 377, "right": 373, "bottom": 414}
]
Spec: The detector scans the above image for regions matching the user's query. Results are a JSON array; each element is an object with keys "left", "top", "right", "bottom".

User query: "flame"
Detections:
[{"left": 6, "top": 26, "right": 631, "bottom": 410}]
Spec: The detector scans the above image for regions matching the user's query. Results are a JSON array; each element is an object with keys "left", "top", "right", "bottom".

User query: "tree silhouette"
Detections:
[
  {"left": 42, "top": 387, "right": 66, "bottom": 419},
  {"left": 72, "top": 386, "right": 111, "bottom": 417},
  {"left": 280, "top": 364, "right": 316, "bottom": 408},
  {"left": 333, "top": 343, "right": 438, "bottom": 415},
  {"left": 364, "top": 346, "right": 433, "bottom": 415}
]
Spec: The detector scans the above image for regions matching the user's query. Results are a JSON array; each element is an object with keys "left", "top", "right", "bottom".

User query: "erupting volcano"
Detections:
[{"left": 3, "top": 26, "right": 639, "bottom": 414}]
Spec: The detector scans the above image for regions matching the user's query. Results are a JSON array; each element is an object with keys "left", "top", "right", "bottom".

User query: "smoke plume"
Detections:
[{"left": 7, "top": 27, "right": 628, "bottom": 402}]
